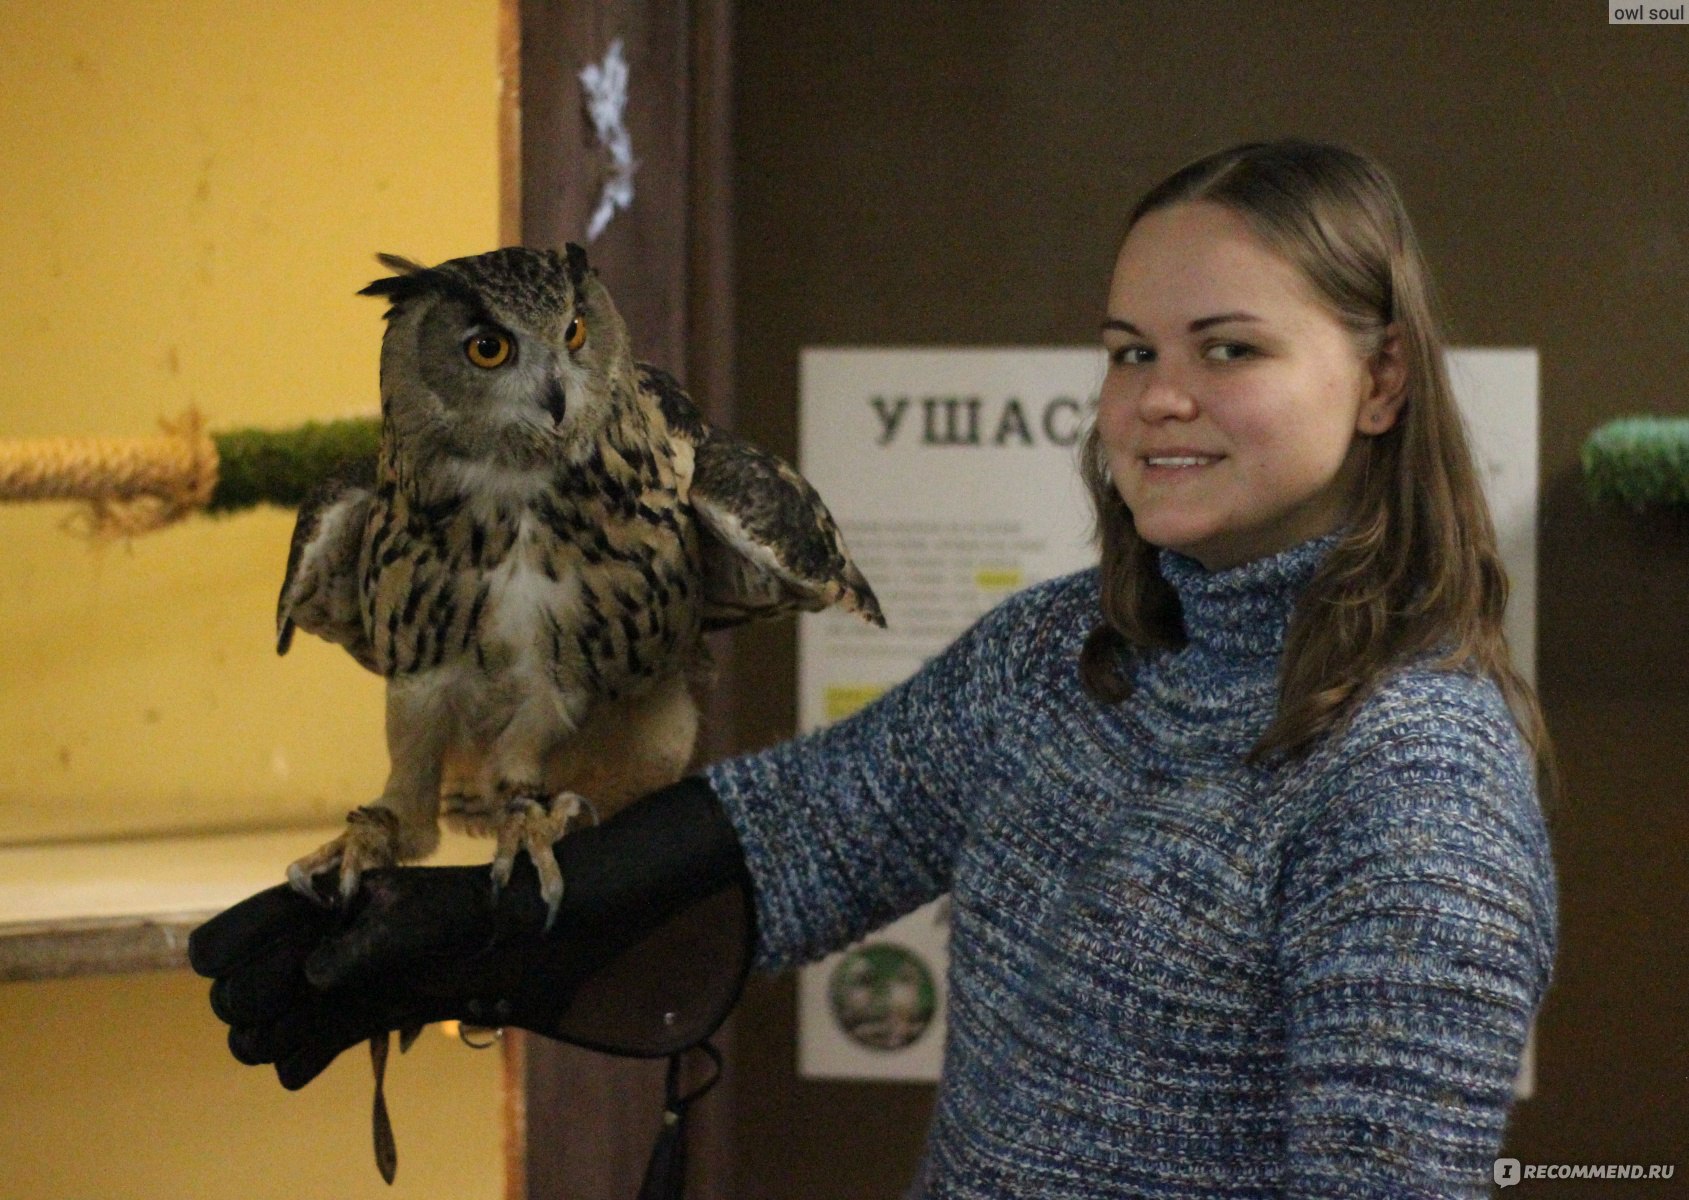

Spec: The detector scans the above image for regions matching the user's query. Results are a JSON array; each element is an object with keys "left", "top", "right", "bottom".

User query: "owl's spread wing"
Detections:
[
  {"left": 277, "top": 456, "right": 380, "bottom": 672},
  {"left": 688, "top": 429, "right": 884, "bottom": 632}
]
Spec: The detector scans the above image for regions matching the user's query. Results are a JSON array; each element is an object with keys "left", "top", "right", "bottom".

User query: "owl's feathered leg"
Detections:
[{"left": 288, "top": 676, "right": 449, "bottom": 903}]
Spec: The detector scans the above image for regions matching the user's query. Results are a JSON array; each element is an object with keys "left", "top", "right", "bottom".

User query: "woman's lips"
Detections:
[
  {"left": 1140, "top": 452, "right": 1224, "bottom": 475},
  {"left": 1143, "top": 454, "right": 1221, "bottom": 467}
]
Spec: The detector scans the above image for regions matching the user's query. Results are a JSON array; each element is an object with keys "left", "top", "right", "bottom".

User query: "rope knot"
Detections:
[{"left": 0, "top": 408, "right": 220, "bottom": 539}]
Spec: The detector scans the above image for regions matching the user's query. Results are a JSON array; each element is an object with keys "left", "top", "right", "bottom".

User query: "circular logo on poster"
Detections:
[{"left": 827, "top": 941, "right": 936, "bottom": 1051}]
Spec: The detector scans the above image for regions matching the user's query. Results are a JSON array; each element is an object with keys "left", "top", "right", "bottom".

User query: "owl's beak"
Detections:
[{"left": 542, "top": 379, "right": 567, "bottom": 425}]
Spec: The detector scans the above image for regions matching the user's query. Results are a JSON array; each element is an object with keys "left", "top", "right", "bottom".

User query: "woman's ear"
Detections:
[{"left": 1358, "top": 324, "right": 1408, "bottom": 435}]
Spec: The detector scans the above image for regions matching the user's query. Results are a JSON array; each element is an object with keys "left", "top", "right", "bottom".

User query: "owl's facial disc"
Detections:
[{"left": 459, "top": 325, "right": 569, "bottom": 426}]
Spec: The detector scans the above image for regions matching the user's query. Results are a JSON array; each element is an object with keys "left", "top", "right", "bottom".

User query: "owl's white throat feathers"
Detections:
[{"left": 443, "top": 458, "right": 556, "bottom": 515}]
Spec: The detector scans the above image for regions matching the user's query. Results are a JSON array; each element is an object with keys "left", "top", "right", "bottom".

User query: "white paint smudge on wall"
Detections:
[{"left": 579, "top": 38, "right": 634, "bottom": 242}]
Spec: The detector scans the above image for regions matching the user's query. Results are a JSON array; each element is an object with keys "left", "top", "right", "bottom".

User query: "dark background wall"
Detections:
[{"left": 719, "top": 3, "right": 1688, "bottom": 1195}]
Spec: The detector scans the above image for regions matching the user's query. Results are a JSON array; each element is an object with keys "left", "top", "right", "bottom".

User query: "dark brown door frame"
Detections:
[{"left": 500, "top": 2, "right": 740, "bottom": 1197}]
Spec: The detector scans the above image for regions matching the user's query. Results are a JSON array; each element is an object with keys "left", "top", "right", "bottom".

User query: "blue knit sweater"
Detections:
[{"left": 707, "top": 535, "right": 1557, "bottom": 1199}]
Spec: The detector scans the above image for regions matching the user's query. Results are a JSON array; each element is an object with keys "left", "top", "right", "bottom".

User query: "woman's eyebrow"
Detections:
[{"left": 1101, "top": 312, "right": 1265, "bottom": 336}]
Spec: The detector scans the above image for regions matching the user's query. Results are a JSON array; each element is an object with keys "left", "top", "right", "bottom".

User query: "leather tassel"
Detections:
[
  {"left": 637, "top": 1042, "right": 723, "bottom": 1200},
  {"left": 368, "top": 1023, "right": 425, "bottom": 1184},
  {"left": 636, "top": 1102, "right": 687, "bottom": 1200},
  {"left": 371, "top": 1032, "right": 398, "bottom": 1185}
]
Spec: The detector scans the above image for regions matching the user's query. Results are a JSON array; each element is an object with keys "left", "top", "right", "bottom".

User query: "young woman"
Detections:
[{"left": 193, "top": 140, "right": 1557, "bottom": 1198}]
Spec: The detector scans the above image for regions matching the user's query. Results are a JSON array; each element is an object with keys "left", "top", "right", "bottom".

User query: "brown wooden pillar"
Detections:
[{"left": 500, "top": 2, "right": 740, "bottom": 1198}]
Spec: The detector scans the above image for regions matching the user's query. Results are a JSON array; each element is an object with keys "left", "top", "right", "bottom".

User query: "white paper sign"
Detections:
[{"left": 795, "top": 347, "right": 1539, "bottom": 1087}]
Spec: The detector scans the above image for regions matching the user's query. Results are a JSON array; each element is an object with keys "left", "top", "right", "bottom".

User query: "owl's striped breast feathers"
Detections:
[{"left": 277, "top": 365, "right": 884, "bottom": 677}]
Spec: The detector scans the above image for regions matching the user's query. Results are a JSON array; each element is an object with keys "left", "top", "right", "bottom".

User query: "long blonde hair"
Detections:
[{"left": 1078, "top": 139, "right": 1554, "bottom": 793}]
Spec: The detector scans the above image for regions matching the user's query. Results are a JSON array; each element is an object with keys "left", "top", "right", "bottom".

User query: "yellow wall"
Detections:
[
  {"left": 0, "top": 0, "right": 504, "bottom": 842},
  {"left": 0, "top": 3, "right": 505, "bottom": 1196}
]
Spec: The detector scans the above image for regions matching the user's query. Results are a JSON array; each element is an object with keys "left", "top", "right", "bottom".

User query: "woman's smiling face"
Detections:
[{"left": 1096, "top": 200, "right": 1404, "bottom": 571}]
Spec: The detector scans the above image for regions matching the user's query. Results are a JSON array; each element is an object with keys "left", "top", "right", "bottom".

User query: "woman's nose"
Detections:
[{"left": 1134, "top": 364, "right": 1199, "bottom": 422}]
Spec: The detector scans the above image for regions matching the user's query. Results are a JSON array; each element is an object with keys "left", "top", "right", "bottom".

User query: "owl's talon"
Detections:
[
  {"left": 286, "top": 861, "right": 335, "bottom": 908},
  {"left": 286, "top": 804, "right": 404, "bottom": 907},
  {"left": 492, "top": 816, "right": 522, "bottom": 886},
  {"left": 534, "top": 844, "right": 566, "bottom": 934},
  {"left": 287, "top": 843, "right": 345, "bottom": 906},
  {"left": 486, "top": 792, "right": 585, "bottom": 931},
  {"left": 339, "top": 859, "right": 364, "bottom": 906},
  {"left": 488, "top": 854, "right": 512, "bottom": 906}
]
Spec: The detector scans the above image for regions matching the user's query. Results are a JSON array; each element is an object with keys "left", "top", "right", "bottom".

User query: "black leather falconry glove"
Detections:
[{"left": 188, "top": 776, "right": 753, "bottom": 1195}]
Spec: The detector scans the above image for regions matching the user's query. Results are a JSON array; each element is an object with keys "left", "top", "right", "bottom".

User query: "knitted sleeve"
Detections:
[
  {"left": 704, "top": 575, "right": 1068, "bottom": 970},
  {"left": 1276, "top": 672, "right": 1558, "bottom": 1199}
]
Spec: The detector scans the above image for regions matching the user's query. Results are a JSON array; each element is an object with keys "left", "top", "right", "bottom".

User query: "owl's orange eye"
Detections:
[
  {"left": 464, "top": 332, "right": 513, "bottom": 369},
  {"left": 564, "top": 316, "right": 586, "bottom": 352}
]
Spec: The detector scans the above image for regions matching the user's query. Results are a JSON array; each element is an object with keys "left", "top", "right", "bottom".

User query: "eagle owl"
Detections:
[{"left": 279, "top": 244, "right": 882, "bottom": 922}]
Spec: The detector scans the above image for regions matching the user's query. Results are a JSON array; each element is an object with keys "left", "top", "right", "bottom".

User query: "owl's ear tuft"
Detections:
[
  {"left": 563, "top": 243, "right": 594, "bottom": 291},
  {"left": 358, "top": 254, "right": 479, "bottom": 318},
  {"left": 358, "top": 254, "right": 431, "bottom": 304},
  {"left": 374, "top": 252, "right": 427, "bottom": 276}
]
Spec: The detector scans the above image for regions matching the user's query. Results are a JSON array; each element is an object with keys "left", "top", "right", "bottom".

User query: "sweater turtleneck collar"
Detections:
[{"left": 1156, "top": 533, "right": 1340, "bottom": 664}]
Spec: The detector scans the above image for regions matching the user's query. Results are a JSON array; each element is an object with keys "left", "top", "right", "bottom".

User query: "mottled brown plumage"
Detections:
[{"left": 278, "top": 245, "right": 881, "bottom": 917}]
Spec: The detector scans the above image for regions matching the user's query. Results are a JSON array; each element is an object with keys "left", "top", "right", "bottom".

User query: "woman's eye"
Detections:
[
  {"left": 1109, "top": 345, "right": 1153, "bottom": 366},
  {"left": 464, "top": 332, "right": 514, "bottom": 369},
  {"left": 1203, "top": 341, "right": 1255, "bottom": 362}
]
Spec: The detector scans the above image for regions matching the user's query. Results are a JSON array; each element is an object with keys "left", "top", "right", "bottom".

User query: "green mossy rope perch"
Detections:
[
  {"left": 1581, "top": 417, "right": 1689, "bottom": 512},
  {"left": 207, "top": 417, "right": 379, "bottom": 513},
  {"left": 0, "top": 410, "right": 379, "bottom": 537}
]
